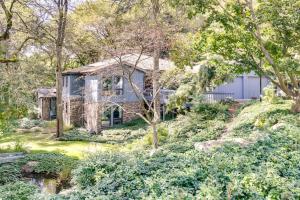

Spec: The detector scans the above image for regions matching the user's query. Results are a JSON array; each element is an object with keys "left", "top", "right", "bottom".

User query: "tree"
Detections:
[
  {"left": 178, "top": 0, "right": 300, "bottom": 112},
  {"left": 55, "top": 0, "right": 68, "bottom": 137},
  {"left": 70, "top": 0, "right": 180, "bottom": 149}
]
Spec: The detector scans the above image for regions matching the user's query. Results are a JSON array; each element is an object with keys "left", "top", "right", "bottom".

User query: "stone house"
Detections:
[{"left": 61, "top": 54, "right": 174, "bottom": 133}]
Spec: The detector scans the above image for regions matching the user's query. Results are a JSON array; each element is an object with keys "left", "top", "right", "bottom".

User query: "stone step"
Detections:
[{"left": 0, "top": 153, "right": 25, "bottom": 164}]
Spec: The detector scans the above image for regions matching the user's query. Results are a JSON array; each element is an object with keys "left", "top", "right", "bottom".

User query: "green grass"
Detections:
[
  {"left": 0, "top": 132, "right": 119, "bottom": 158},
  {"left": 0, "top": 119, "right": 150, "bottom": 158}
]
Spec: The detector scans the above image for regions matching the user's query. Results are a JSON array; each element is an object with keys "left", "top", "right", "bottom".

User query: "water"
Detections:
[{"left": 25, "top": 174, "right": 61, "bottom": 194}]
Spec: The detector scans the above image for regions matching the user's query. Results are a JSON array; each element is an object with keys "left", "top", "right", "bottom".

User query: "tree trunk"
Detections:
[
  {"left": 55, "top": 0, "right": 68, "bottom": 138},
  {"left": 291, "top": 97, "right": 300, "bottom": 113},
  {"left": 152, "top": 123, "right": 159, "bottom": 149},
  {"left": 56, "top": 57, "right": 64, "bottom": 137},
  {"left": 151, "top": 0, "right": 161, "bottom": 149}
]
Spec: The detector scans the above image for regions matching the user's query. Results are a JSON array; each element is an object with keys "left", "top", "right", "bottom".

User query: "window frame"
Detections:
[{"left": 102, "top": 75, "right": 124, "bottom": 96}]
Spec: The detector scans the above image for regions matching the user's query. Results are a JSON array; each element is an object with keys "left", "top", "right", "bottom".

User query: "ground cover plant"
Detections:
[
  {"left": 59, "top": 119, "right": 148, "bottom": 144},
  {"left": 0, "top": 152, "right": 78, "bottom": 200},
  {"left": 57, "top": 100, "right": 300, "bottom": 200}
]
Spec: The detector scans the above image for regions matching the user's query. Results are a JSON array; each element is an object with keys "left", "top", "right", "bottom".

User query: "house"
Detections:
[
  {"left": 189, "top": 66, "right": 270, "bottom": 102},
  {"left": 61, "top": 54, "right": 175, "bottom": 133},
  {"left": 37, "top": 88, "right": 57, "bottom": 120},
  {"left": 205, "top": 72, "right": 270, "bottom": 102}
]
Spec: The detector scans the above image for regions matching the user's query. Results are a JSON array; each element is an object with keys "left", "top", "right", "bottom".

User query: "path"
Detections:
[
  {"left": 0, "top": 152, "right": 25, "bottom": 164},
  {"left": 194, "top": 103, "right": 263, "bottom": 152}
]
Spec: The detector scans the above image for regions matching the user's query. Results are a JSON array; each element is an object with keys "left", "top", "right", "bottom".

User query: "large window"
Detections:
[
  {"left": 102, "top": 76, "right": 123, "bottom": 96},
  {"left": 101, "top": 106, "right": 123, "bottom": 127},
  {"left": 114, "top": 76, "right": 124, "bottom": 95}
]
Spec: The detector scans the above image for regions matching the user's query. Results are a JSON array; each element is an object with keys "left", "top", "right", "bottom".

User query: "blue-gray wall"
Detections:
[
  {"left": 213, "top": 73, "right": 269, "bottom": 99},
  {"left": 83, "top": 70, "right": 145, "bottom": 103}
]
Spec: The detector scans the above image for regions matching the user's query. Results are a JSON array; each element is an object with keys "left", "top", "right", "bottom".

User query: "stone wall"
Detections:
[
  {"left": 41, "top": 98, "right": 50, "bottom": 120},
  {"left": 84, "top": 102, "right": 100, "bottom": 133},
  {"left": 63, "top": 97, "right": 84, "bottom": 127},
  {"left": 122, "top": 101, "right": 144, "bottom": 123}
]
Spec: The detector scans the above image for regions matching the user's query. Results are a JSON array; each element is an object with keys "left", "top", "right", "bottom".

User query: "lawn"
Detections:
[{"left": 0, "top": 121, "right": 147, "bottom": 158}]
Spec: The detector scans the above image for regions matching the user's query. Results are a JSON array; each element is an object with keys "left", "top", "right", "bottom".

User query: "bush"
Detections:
[
  {"left": 22, "top": 153, "right": 78, "bottom": 175},
  {"left": 0, "top": 181, "right": 39, "bottom": 200},
  {"left": 263, "top": 85, "right": 280, "bottom": 104},
  {"left": 18, "top": 118, "right": 44, "bottom": 129},
  {"left": 65, "top": 101, "right": 300, "bottom": 199},
  {"left": 144, "top": 125, "right": 169, "bottom": 146},
  {"left": 0, "top": 164, "right": 22, "bottom": 185},
  {"left": 0, "top": 140, "right": 28, "bottom": 153},
  {"left": 192, "top": 103, "right": 230, "bottom": 121}
]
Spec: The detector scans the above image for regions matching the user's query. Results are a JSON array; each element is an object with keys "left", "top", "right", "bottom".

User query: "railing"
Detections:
[
  {"left": 144, "top": 89, "right": 175, "bottom": 103},
  {"left": 203, "top": 92, "right": 234, "bottom": 104}
]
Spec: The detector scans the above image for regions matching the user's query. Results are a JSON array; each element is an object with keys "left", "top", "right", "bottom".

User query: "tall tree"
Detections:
[
  {"left": 55, "top": 0, "right": 68, "bottom": 137},
  {"left": 151, "top": 0, "right": 161, "bottom": 149},
  {"left": 178, "top": 0, "right": 300, "bottom": 112}
]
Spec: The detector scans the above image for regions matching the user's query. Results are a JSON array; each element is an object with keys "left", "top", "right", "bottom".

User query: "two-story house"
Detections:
[{"left": 61, "top": 54, "right": 174, "bottom": 133}]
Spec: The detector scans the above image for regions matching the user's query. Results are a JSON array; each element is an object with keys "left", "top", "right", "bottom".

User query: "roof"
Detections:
[
  {"left": 63, "top": 54, "right": 175, "bottom": 75},
  {"left": 37, "top": 88, "right": 56, "bottom": 98}
]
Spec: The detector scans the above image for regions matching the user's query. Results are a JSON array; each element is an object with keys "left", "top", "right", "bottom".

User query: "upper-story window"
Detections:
[{"left": 102, "top": 76, "right": 124, "bottom": 96}]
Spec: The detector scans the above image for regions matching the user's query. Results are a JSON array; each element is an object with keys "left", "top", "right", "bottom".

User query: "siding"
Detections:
[
  {"left": 85, "top": 75, "right": 99, "bottom": 103},
  {"left": 213, "top": 73, "right": 270, "bottom": 100},
  {"left": 99, "top": 70, "right": 145, "bottom": 103}
]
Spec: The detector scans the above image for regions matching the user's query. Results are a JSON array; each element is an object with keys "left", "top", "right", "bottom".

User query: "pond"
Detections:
[{"left": 24, "top": 174, "right": 71, "bottom": 194}]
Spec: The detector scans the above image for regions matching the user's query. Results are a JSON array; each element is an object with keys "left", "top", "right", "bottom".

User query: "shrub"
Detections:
[
  {"left": 66, "top": 101, "right": 300, "bottom": 199},
  {"left": 263, "top": 85, "right": 280, "bottom": 104},
  {"left": 0, "top": 140, "right": 28, "bottom": 153},
  {"left": 0, "top": 164, "right": 22, "bottom": 185},
  {"left": 18, "top": 118, "right": 44, "bottom": 129},
  {"left": 20, "top": 153, "right": 78, "bottom": 175},
  {"left": 0, "top": 181, "right": 39, "bottom": 200},
  {"left": 192, "top": 103, "right": 230, "bottom": 121},
  {"left": 144, "top": 125, "right": 169, "bottom": 146}
]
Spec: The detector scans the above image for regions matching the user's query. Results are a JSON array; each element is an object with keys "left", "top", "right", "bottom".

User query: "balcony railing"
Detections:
[{"left": 203, "top": 92, "right": 234, "bottom": 104}]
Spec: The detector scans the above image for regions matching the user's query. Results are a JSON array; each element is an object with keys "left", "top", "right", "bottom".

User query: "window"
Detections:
[
  {"left": 102, "top": 76, "right": 124, "bottom": 96},
  {"left": 102, "top": 77, "right": 113, "bottom": 96},
  {"left": 114, "top": 76, "right": 124, "bottom": 95},
  {"left": 100, "top": 106, "right": 123, "bottom": 127}
]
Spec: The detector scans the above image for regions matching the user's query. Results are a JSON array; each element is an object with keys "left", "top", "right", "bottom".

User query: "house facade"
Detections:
[
  {"left": 62, "top": 54, "right": 174, "bottom": 133},
  {"left": 210, "top": 72, "right": 270, "bottom": 101}
]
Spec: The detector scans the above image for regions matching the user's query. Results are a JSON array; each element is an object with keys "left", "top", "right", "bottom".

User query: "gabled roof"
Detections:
[{"left": 63, "top": 54, "right": 175, "bottom": 75}]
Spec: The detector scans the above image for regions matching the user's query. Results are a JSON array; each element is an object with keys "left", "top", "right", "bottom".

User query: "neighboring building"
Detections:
[
  {"left": 37, "top": 88, "right": 57, "bottom": 120},
  {"left": 190, "top": 65, "right": 270, "bottom": 102},
  {"left": 206, "top": 72, "right": 270, "bottom": 102},
  {"left": 61, "top": 54, "right": 175, "bottom": 133}
]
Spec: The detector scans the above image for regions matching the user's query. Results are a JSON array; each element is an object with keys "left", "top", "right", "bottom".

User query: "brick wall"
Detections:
[
  {"left": 63, "top": 97, "right": 84, "bottom": 127},
  {"left": 41, "top": 98, "right": 50, "bottom": 120},
  {"left": 122, "top": 101, "right": 144, "bottom": 122}
]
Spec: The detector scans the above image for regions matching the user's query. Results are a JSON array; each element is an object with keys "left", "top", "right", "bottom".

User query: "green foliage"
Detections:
[
  {"left": 263, "top": 85, "right": 280, "bottom": 104},
  {"left": 192, "top": 102, "right": 230, "bottom": 121},
  {"left": 21, "top": 153, "right": 78, "bottom": 175},
  {"left": 144, "top": 125, "right": 169, "bottom": 146},
  {"left": 64, "top": 101, "right": 300, "bottom": 199},
  {"left": 0, "top": 164, "right": 22, "bottom": 185},
  {"left": 0, "top": 140, "right": 28, "bottom": 153},
  {"left": 18, "top": 118, "right": 44, "bottom": 129},
  {"left": 0, "top": 181, "right": 39, "bottom": 200},
  {"left": 60, "top": 119, "right": 147, "bottom": 144}
]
